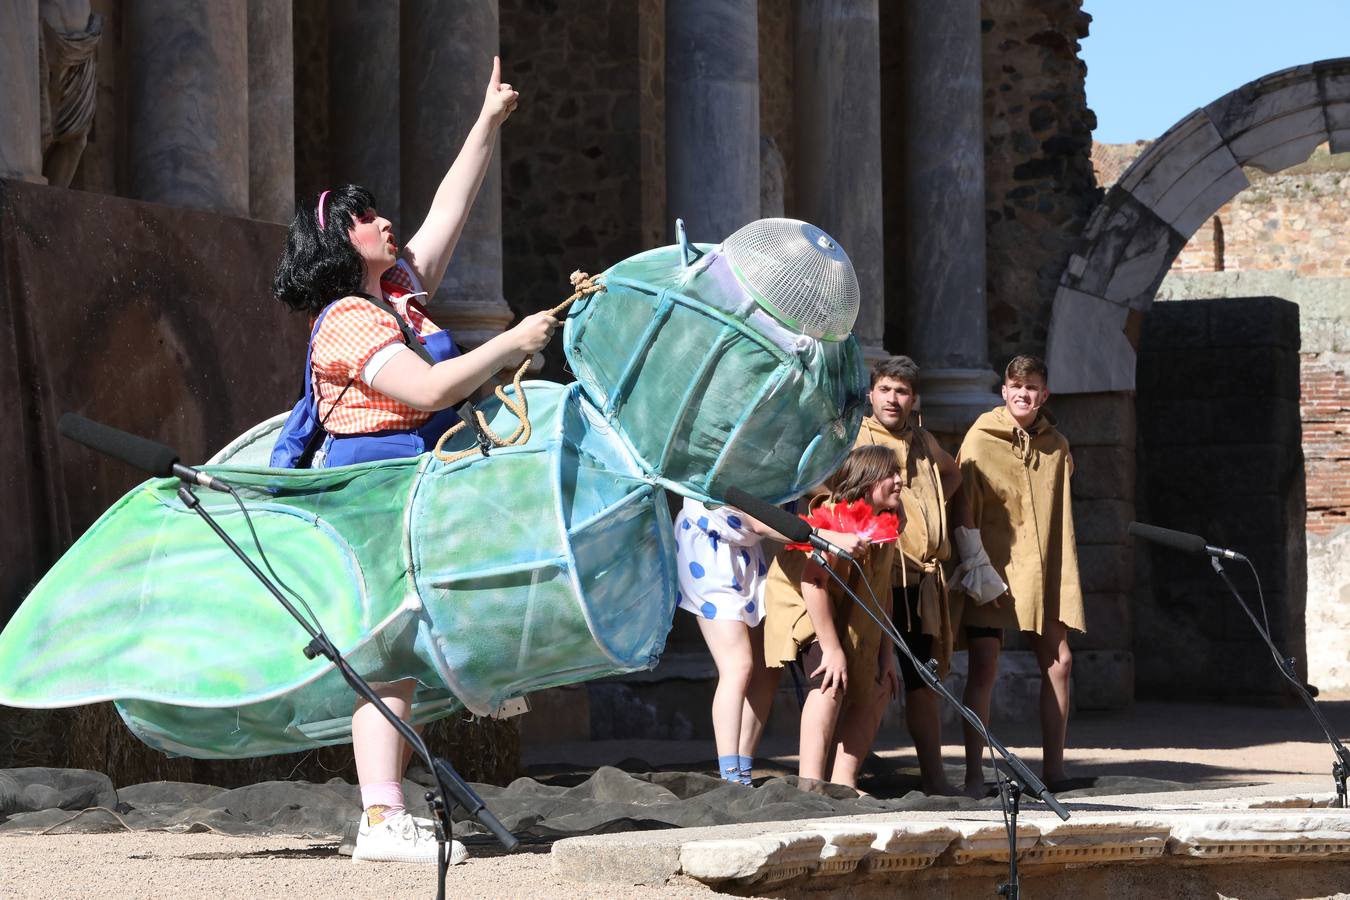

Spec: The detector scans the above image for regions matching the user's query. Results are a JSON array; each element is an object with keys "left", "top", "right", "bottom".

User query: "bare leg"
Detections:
[
  {"left": 829, "top": 680, "right": 889, "bottom": 789},
  {"left": 799, "top": 686, "right": 844, "bottom": 783},
  {"left": 738, "top": 623, "right": 781, "bottom": 764},
  {"left": 905, "top": 686, "right": 957, "bottom": 794},
  {"left": 353, "top": 679, "right": 417, "bottom": 804},
  {"left": 695, "top": 616, "right": 754, "bottom": 768},
  {"left": 1033, "top": 620, "right": 1072, "bottom": 785},
  {"left": 962, "top": 636, "right": 1001, "bottom": 797}
]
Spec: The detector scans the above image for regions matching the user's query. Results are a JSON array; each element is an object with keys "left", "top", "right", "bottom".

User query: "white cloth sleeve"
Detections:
[
  {"left": 362, "top": 342, "right": 410, "bottom": 385},
  {"left": 947, "top": 526, "right": 1008, "bottom": 606}
]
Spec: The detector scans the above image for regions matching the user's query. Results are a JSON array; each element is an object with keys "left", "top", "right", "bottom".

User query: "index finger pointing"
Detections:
[{"left": 491, "top": 55, "right": 502, "bottom": 88}]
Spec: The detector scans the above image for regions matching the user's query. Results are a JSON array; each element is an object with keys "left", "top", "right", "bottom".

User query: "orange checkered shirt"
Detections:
[{"left": 310, "top": 260, "right": 445, "bottom": 435}]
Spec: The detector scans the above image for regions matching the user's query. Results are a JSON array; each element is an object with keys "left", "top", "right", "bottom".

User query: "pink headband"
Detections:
[{"left": 316, "top": 190, "right": 331, "bottom": 230}]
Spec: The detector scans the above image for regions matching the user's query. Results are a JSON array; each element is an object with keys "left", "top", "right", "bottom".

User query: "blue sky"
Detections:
[{"left": 1081, "top": 0, "right": 1350, "bottom": 143}]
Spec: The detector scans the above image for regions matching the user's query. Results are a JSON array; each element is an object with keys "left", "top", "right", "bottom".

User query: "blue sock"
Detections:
[
  {"left": 718, "top": 754, "right": 741, "bottom": 783},
  {"left": 737, "top": 755, "right": 754, "bottom": 785}
]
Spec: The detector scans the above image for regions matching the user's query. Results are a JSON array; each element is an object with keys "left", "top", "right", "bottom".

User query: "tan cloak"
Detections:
[
  {"left": 854, "top": 415, "right": 954, "bottom": 676},
  {"left": 956, "top": 407, "right": 1085, "bottom": 636},
  {"left": 763, "top": 501, "right": 895, "bottom": 708}
]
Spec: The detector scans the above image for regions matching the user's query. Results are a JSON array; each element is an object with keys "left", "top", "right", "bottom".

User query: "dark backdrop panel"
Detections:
[{"left": 0, "top": 178, "right": 307, "bottom": 625}]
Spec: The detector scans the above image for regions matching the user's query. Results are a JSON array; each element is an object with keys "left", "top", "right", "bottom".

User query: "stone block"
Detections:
[
  {"left": 1072, "top": 498, "right": 1135, "bottom": 545},
  {"left": 1113, "top": 111, "right": 1249, "bottom": 236},
  {"left": 859, "top": 822, "right": 960, "bottom": 873},
  {"left": 1073, "top": 649, "right": 1134, "bottom": 710},
  {"left": 1053, "top": 391, "right": 1136, "bottom": 447},
  {"left": 1139, "top": 299, "right": 1209, "bottom": 351},
  {"left": 1169, "top": 164, "right": 1250, "bottom": 238},
  {"left": 810, "top": 826, "right": 880, "bottom": 878},
  {"left": 1205, "top": 297, "right": 1301, "bottom": 352},
  {"left": 1078, "top": 543, "right": 1133, "bottom": 596},
  {"left": 1022, "top": 817, "right": 1168, "bottom": 864},
  {"left": 1068, "top": 446, "right": 1136, "bottom": 501},
  {"left": 1075, "top": 593, "right": 1131, "bottom": 651},
  {"left": 1166, "top": 811, "right": 1350, "bottom": 858},
  {"left": 940, "top": 650, "right": 1042, "bottom": 728},
  {"left": 1046, "top": 288, "right": 1136, "bottom": 394},
  {"left": 552, "top": 835, "right": 683, "bottom": 884},
  {"left": 1204, "top": 64, "right": 1321, "bottom": 148},
  {"left": 947, "top": 820, "right": 1041, "bottom": 864},
  {"left": 1067, "top": 186, "right": 1185, "bottom": 311},
  {"left": 678, "top": 831, "right": 825, "bottom": 885}
]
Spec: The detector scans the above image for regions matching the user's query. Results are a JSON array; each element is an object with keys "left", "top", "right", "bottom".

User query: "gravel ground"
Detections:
[{"left": 6, "top": 700, "right": 1350, "bottom": 897}]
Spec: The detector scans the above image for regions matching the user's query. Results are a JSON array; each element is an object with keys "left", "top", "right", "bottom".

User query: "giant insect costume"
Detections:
[{"left": 0, "top": 219, "right": 867, "bottom": 759}]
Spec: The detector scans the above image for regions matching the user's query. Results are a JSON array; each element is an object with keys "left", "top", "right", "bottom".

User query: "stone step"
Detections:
[{"left": 550, "top": 788, "right": 1350, "bottom": 894}]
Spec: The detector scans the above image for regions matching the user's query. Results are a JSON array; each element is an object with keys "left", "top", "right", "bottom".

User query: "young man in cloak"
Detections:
[
  {"left": 853, "top": 356, "right": 963, "bottom": 795},
  {"left": 952, "top": 354, "right": 1086, "bottom": 797}
]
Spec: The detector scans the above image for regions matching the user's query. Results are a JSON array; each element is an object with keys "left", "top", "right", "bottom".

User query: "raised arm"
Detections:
[{"left": 402, "top": 56, "right": 520, "bottom": 297}]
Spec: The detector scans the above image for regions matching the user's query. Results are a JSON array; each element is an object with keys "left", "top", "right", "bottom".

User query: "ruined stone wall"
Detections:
[
  {"left": 498, "top": 0, "right": 664, "bottom": 376},
  {"left": 981, "top": 0, "right": 1099, "bottom": 365}
]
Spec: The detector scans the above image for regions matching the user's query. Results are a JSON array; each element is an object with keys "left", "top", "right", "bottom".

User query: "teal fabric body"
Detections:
[
  {"left": 564, "top": 242, "right": 867, "bottom": 505},
  {"left": 0, "top": 382, "right": 676, "bottom": 758}
]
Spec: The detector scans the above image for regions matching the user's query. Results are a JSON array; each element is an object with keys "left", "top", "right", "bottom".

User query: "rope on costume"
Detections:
[{"left": 432, "top": 270, "right": 605, "bottom": 463}]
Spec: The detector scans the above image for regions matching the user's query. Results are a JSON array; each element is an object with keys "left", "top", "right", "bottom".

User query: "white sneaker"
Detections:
[{"left": 351, "top": 810, "right": 468, "bottom": 865}]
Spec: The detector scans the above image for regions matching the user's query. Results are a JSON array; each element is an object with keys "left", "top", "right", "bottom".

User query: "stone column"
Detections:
[
  {"left": 0, "top": 2, "right": 45, "bottom": 183},
  {"left": 328, "top": 0, "right": 400, "bottom": 216},
  {"left": 399, "top": 1, "right": 511, "bottom": 349},
  {"left": 247, "top": 0, "right": 294, "bottom": 223},
  {"left": 795, "top": 0, "right": 885, "bottom": 361},
  {"left": 126, "top": 2, "right": 249, "bottom": 215},
  {"left": 665, "top": 0, "right": 759, "bottom": 243},
  {"left": 901, "top": 0, "right": 997, "bottom": 429}
]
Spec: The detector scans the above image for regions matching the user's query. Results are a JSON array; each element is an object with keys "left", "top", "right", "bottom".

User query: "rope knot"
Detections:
[{"left": 432, "top": 268, "right": 604, "bottom": 463}]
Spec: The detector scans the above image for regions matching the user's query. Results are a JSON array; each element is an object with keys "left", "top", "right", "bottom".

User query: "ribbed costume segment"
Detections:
[
  {"left": 564, "top": 242, "right": 866, "bottom": 506},
  {"left": 0, "top": 382, "right": 676, "bottom": 758}
]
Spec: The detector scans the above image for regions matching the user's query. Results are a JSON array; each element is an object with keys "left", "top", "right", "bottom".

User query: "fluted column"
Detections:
[
  {"left": 399, "top": 1, "right": 511, "bottom": 349},
  {"left": 248, "top": 0, "right": 294, "bottom": 223},
  {"left": 126, "top": 2, "right": 248, "bottom": 215},
  {"left": 328, "top": 0, "right": 400, "bottom": 217},
  {"left": 902, "top": 0, "right": 997, "bottom": 428},
  {"left": 0, "top": 2, "right": 45, "bottom": 183},
  {"left": 795, "top": 0, "right": 885, "bottom": 360},
  {"left": 665, "top": 0, "right": 760, "bottom": 243}
]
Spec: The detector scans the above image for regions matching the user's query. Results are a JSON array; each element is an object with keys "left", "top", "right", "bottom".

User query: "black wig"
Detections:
[{"left": 272, "top": 184, "right": 378, "bottom": 315}]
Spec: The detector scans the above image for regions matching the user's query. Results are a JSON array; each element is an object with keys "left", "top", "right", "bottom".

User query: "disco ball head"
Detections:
[{"left": 722, "top": 218, "right": 860, "bottom": 342}]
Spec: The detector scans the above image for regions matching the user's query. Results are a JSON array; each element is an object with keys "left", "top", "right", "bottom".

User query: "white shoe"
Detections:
[{"left": 351, "top": 810, "right": 468, "bottom": 865}]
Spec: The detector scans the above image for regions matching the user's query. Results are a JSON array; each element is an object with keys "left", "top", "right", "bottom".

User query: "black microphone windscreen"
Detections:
[
  {"left": 1127, "top": 521, "right": 1208, "bottom": 555},
  {"left": 724, "top": 486, "right": 812, "bottom": 543},
  {"left": 58, "top": 413, "right": 179, "bottom": 478}
]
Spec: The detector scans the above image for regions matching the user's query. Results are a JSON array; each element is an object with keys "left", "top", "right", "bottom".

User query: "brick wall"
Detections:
[{"left": 1303, "top": 352, "right": 1350, "bottom": 534}]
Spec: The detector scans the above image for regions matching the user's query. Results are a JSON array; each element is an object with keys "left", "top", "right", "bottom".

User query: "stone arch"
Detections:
[{"left": 1046, "top": 58, "right": 1350, "bottom": 393}]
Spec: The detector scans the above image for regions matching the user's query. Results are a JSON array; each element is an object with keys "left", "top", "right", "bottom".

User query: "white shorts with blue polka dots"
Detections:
[{"left": 674, "top": 499, "right": 769, "bottom": 627}]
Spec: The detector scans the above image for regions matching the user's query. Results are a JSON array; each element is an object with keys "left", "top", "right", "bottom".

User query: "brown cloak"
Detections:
[
  {"left": 854, "top": 415, "right": 954, "bottom": 677},
  {"left": 763, "top": 500, "right": 895, "bottom": 708},
  {"left": 956, "top": 407, "right": 1085, "bottom": 636}
]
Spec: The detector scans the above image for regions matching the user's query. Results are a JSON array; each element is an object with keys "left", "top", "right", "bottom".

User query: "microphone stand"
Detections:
[
  {"left": 811, "top": 551, "right": 1068, "bottom": 900},
  {"left": 176, "top": 482, "right": 518, "bottom": 898},
  {"left": 1209, "top": 556, "right": 1350, "bottom": 808}
]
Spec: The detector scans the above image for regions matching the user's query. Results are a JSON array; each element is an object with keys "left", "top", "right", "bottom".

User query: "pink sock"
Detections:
[{"left": 360, "top": 781, "right": 405, "bottom": 817}]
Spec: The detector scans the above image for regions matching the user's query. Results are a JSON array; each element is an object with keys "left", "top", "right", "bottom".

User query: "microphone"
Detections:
[
  {"left": 724, "top": 486, "right": 854, "bottom": 561},
  {"left": 1127, "top": 521, "right": 1248, "bottom": 563},
  {"left": 58, "top": 413, "right": 232, "bottom": 493}
]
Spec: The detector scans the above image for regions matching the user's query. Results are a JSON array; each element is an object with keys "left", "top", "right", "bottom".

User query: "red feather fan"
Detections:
[{"left": 785, "top": 499, "right": 901, "bottom": 552}]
